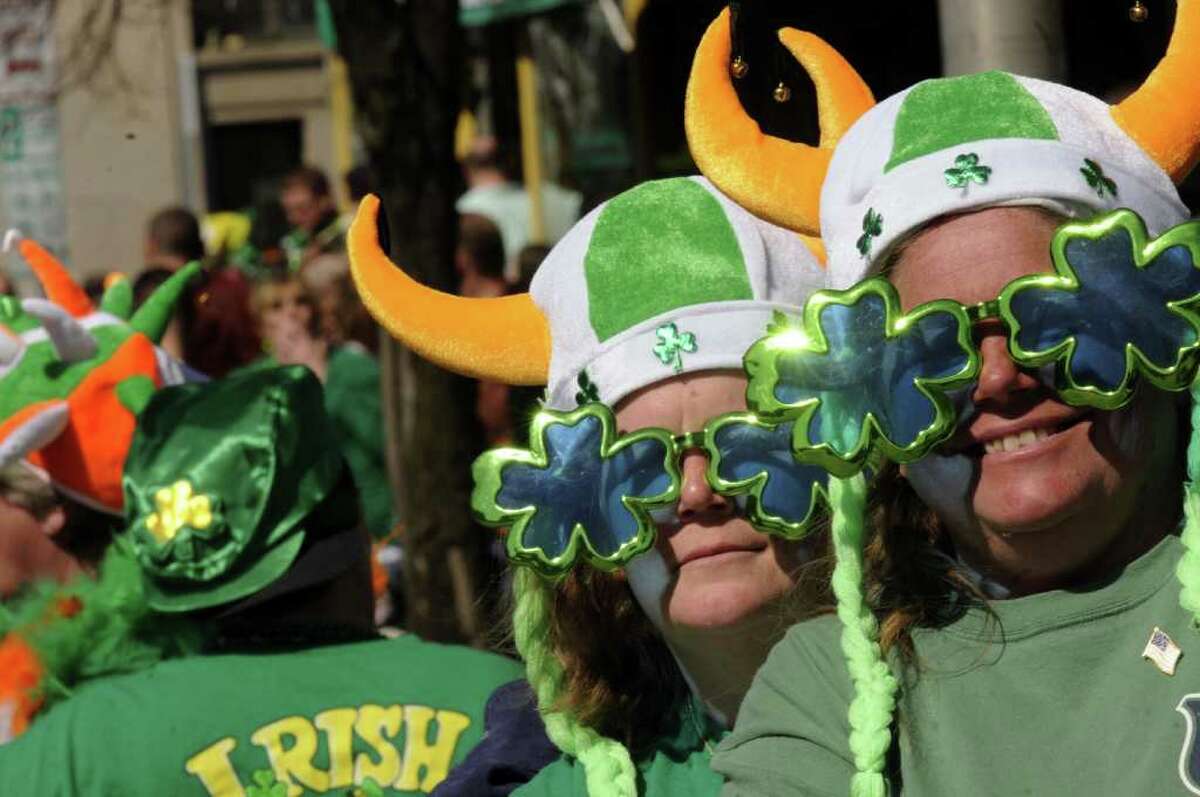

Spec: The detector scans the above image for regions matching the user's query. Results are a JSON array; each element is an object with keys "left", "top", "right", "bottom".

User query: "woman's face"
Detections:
[
  {"left": 259, "top": 282, "right": 313, "bottom": 334},
  {"left": 615, "top": 371, "right": 805, "bottom": 631},
  {"left": 891, "top": 207, "right": 1180, "bottom": 592}
]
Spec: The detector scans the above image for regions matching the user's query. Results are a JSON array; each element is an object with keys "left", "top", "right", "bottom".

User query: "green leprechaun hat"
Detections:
[{"left": 119, "top": 365, "right": 358, "bottom": 613}]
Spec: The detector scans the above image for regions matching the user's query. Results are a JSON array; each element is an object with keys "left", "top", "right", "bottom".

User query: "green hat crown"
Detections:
[
  {"left": 121, "top": 365, "right": 352, "bottom": 612},
  {"left": 532, "top": 176, "right": 823, "bottom": 409}
]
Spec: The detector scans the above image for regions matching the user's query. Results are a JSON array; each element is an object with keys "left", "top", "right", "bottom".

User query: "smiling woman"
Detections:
[{"left": 705, "top": 1, "right": 1200, "bottom": 793}]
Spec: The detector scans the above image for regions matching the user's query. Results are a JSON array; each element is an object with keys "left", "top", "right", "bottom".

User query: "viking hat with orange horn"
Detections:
[
  {"left": 350, "top": 176, "right": 823, "bottom": 411},
  {"left": 352, "top": 177, "right": 826, "bottom": 797},
  {"left": 687, "top": 3, "right": 1200, "bottom": 289}
]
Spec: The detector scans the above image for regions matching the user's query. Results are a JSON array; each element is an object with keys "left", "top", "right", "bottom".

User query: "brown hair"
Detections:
[
  {"left": 863, "top": 465, "right": 984, "bottom": 659},
  {"left": 537, "top": 541, "right": 833, "bottom": 752}
]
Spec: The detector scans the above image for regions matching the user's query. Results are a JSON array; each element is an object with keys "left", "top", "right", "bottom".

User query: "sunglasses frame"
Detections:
[
  {"left": 472, "top": 402, "right": 826, "bottom": 575},
  {"left": 745, "top": 209, "right": 1200, "bottom": 473}
]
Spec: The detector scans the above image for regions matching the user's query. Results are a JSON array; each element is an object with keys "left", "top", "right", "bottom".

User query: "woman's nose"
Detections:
[
  {"left": 676, "top": 450, "right": 732, "bottom": 522},
  {"left": 972, "top": 333, "right": 1039, "bottom": 404}
]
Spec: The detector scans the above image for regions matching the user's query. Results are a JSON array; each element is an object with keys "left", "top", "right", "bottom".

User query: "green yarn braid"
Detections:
[
  {"left": 511, "top": 568, "right": 639, "bottom": 797},
  {"left": 1176, "top": 383, "right": 1200, "bottom": 622},
  {"left": 828, "top": 474, "right": 899, "bottom": 797}
]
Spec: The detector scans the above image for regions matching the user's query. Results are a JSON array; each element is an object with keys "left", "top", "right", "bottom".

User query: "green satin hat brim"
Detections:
[{"left": 142, "top": 529, "right": 305, "bottom": 613}]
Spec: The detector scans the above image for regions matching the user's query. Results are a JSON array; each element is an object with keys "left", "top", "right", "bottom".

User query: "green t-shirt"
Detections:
[
  {"left": 716, "top": 534, "right": 1200, "bottom": 796},
  {"left": 514, "top": 696, "right": 726, "bottom": 796},
  {"left": 0, "top": 635, "right": 522, "bottom": 796}
]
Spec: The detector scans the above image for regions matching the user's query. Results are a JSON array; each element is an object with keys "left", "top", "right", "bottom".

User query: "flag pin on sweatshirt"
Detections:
[{"left": 1143, "top": 626, "right": 1182, "bottom": 675}]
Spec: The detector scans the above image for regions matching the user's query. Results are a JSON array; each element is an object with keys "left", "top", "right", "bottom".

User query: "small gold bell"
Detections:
[
  {"left": 1129, "top": 1, "right": 1148, "bottom": 22},
  {"left": 772, "top": 81, "right": 791, "bottom": 103},
  {"left": 730, "top": 56, "right": 748, "bottom": 79}
]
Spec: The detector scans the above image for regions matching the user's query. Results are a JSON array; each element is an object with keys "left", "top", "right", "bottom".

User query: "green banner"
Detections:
[{"left": 459, "top": 0, "right": 582, "bottom": 27}]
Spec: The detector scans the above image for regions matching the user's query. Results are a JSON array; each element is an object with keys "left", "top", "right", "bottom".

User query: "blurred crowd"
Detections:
[{"left": 0, "top": 138, "right": 577, "bottom": 623}]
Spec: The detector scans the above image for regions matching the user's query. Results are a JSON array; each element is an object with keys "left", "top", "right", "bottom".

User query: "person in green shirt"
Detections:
[
  {"left": 685, "top": 4, "right": 1200, "bottom": 795},
  {"left": 0, "top": 364, "right": 521, "bottom": 795},
  {"left": 346, "top": 160, "right": 875, "bottom": 791},
  {"left": 250, "top": 272, "right": 395, "bottom": 540}
]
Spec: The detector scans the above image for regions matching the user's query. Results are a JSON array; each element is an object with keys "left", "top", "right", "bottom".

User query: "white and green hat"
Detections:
[
  {"left": 820, "top": 70, "right": 1190, "bottom": 288},
  {"left": 350, "top": 175, "right": 823, "bottom": 403},
  {"left": 533, "top": 176, "right": 821, "bottom": 410}
]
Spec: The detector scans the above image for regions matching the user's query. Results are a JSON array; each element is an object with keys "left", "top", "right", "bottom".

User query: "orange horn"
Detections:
[
  {"left": 685, "top": 8, "right": 874, "bottom": 235},
  {"left": 1111, "top": 0, "right": 1200, "bottom": 183},
  {"left": 16, "top": 238, "right": 93, "bottom": 318},
  {"left": 348, "top": 196, "right": 551, "bottom": 386}
]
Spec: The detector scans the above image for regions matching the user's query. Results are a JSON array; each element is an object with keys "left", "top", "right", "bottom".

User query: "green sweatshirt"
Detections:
[
  {"left": 514, "top": 696, "right": 726, "bottom": 796},
  {"left": 0, "top": 635, "right": 522, "bottom": 796},
  {"left": 716, "top": 534, "right": 1200, "bottom": 796}
]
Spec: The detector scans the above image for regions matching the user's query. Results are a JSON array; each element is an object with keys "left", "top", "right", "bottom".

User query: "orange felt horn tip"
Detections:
[
  {"left": 1111, "top": 0, "right": 1200, "bottom": 183},
  {"left": 348, "top": 196, "right": 551, "bottom": 386},
  {"left": 684, "top": 8, "right": 874, "bottom": 236},
  {"left": 18, "top": 239, "right": 93, "bottom": 318}
]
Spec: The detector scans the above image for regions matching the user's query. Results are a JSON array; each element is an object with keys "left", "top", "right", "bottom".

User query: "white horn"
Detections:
[{"left": 22, "top": 299, "right": 98, "bottom": 362}]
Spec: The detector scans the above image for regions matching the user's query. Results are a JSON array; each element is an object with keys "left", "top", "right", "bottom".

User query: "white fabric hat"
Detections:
[
  {"left": 531, "top": 176, "right": 824, "bottom": 410},
  {"left": 820, "top": 71, "right": 1191, "bottom": 289}
]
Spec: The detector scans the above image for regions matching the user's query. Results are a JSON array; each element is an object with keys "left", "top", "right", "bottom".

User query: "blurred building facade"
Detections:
[{"left": 0, "top": 0, "right": 348, "bottom": 284}]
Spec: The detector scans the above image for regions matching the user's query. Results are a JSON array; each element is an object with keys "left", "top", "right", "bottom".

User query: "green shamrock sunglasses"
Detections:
[
  {"left": 470, "top": 402, "right": 830, "bottom": 576},
  {"left": 745, "top": 209, "right": 1200, "bottom": 478}
]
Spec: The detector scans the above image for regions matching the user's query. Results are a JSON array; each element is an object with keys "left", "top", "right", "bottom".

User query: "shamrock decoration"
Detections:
[
  {"left": 944, "top": 152, "right": 992, "bottom": 189},
  {"left": 1080, "top": 158, "right": 1118, "bottom": 198},
  {"left": 999, "top": 209, "right": 1200, "bottom": 409},
  {"left": 704, "top": 413, "right": 829, "bottom": 539},
  {"left": 652, "top": 322, "right": 697, "bottom": 373},
  {"left": 144, "top": 480, "right": 214, "bottom": 546},
  {"left": 574, "top": 370, "right": 600, "bottom": 406},
  {"left": 856, "top": 208, "right": 883, "bottom": 257},
  {"left": 471, "top": 404, "right": 680, "bottom": 575},
  {"left": 744, "top": 280, "right": 977, "bottom": 472},
  {"left": 246, "top": 770, "right": 288, "bottom": 797}
]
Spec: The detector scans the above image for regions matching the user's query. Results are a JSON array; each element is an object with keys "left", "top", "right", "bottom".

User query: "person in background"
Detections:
[
  {"left": 144, "top": 206, "right": 205, "bottom": 273},
  {"left": 456, "top": 213, "right": 508, "bottom": 299},
  {"left": 300, "top": 252, "right": 380, "bottom": 355},
  {"left": 133, "top": 263, "right": 260, "bottom": 379},
  {"left": 0, "top": 465, "right": 82, "bottom": 600},
  {"left": 455, "top": 213, "right": 514, "bottom": 446},
  {"left": 457, "top": 136, "right": 582, "bottom": 278},
  {"left": 251, "top": 272, "right": 395, "bottom": 540},
  {"left": 281, "top": 165, "right": 345, "bottom": 272}
]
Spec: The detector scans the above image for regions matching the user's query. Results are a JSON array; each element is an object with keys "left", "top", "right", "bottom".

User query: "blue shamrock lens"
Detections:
[
  {"left": 774, "top": 294, "right": 970, "bottom": 457},
  {"left": 712, "top": 419, "right": 827, "bottom": 531},
  {"left": 598, "top": 436, "right": 674, "bottom": 555},
  {"left": 495, "top": 414, "right": 672, "bottom": 560},
  {"left": 1009, "top": 228, "right": 1200, "bottom": 393}
]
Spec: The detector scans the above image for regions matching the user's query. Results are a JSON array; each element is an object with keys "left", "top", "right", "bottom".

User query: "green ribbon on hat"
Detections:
[{"left": 120, "top": 365, "right": 353, "bottom": 613}]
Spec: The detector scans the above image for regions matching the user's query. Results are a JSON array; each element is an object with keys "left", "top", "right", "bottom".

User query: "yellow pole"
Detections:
[
  {"left": 329, "top": 53, "right": 355, "bottom": 212},
  {"left": 516, "top": 47, "right": 547, "bottom": 246}
]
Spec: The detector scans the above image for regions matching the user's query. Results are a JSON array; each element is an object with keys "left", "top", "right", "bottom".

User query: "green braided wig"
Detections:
[
  {"left": 828, "top": 475, "right": 898, "bottom": 797},
  {"left": 512, "top": 568, "right": 638, "bottom": 797}
]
